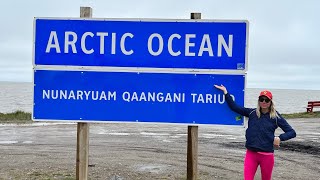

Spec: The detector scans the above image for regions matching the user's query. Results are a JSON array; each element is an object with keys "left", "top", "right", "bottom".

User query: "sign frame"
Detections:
[{"left": 32, "top": 17, "right": 249, "bottom": 126}]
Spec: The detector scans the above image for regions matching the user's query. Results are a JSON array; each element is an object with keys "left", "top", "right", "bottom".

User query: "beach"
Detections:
[{"left": 0, "top": 118, "right": 319, "bottom": 180}]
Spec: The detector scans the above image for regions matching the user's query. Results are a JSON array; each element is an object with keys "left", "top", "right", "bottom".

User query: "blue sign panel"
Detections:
[
  {"left": 33, "top": 70, "right": 245, "bottom": 125},
  {"left": 34, "top": 18, "right": 248, "bottom": 71}
]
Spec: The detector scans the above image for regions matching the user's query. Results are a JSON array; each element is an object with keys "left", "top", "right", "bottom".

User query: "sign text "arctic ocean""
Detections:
[
  {"left": 34, "top": 19, "right": 248, "bottom": 70},
  {"left": 45, "top": 32, "right": 233, "bottom": 57}
]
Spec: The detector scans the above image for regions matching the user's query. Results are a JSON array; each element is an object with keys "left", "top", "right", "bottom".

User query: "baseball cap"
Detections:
[{"left": 259, "top": 90, "right": 272, "bottom": 100}]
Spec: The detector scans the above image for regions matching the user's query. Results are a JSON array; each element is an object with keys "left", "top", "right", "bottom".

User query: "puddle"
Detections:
[
  {"left": 202, "top": 134, "right": 234, "bottom": 138},
  {"left": 170, "top": 135, "right": 182, "bottom": 138},
  {"left": 135, "top": 164, "right": 170, "bottom": 174},
  {"left": 0, "top": 141, "right": 18, "bottom": 144},
  {"left": 222, "top": 141, "right": 320, "bottom": 156},
  {"left": 107, "top": 133, "right": 130, "bottom": 136},
  {"left": 140, "top": 132, "right": 170, "bottom": 136},
  {"left": 226, "top": 137, "right": 237, "bottom": 140},
  {"left": 0, "top": 122, "right": 75, "bottom": 127}
]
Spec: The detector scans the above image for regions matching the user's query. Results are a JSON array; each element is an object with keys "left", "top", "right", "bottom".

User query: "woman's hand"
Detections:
[
  {"left": 214, "top": 84, "right": 228, "bottom": 94},
  {"left": 274, "top": 136, "right": 281, "bottom": 148}
]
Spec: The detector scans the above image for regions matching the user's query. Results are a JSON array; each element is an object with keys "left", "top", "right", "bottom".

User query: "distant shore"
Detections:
[{"left": 1, "top": 110, "right": 319, "bottom": 124}]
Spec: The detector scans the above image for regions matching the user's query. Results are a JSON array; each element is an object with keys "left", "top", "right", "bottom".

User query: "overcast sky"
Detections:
[{"left": 0, "top": 0, "right": 319, "bottom": 90}]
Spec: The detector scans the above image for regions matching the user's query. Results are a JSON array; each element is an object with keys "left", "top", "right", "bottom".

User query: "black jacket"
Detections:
[{"left": 225, "top": 93, "right": 296, "bottom": 152}]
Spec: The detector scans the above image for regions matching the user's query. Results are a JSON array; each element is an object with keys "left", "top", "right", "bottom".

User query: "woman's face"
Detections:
[{"left": 258, "top": 96, "right": 271, "bottom": 109}]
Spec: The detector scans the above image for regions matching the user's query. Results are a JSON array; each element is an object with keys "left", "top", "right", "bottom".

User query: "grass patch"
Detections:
[
  {"left": 281, "top": 111, "right": 320, "bottom": 119},
  {"left": 22, "top": 171, "right": 74, "bottom": 180},
  {"left": 0, "top": 111, "right": 32, "bottom": 123}
]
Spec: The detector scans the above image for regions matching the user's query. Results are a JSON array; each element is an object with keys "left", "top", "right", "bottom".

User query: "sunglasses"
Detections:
[{"left": 259, "top": 97, "right": 271, "bottom": 103}]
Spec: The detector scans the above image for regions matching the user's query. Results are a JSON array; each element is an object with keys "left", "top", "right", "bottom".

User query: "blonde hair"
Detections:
[{"left": 256, "top": 100, "right": 280, "bottom": 119}]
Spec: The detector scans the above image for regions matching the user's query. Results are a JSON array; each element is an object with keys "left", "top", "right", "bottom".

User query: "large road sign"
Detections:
[
  {"left": 34, "top": 18, "right": 248, "bottom": 71},
  {"left": 33, "top": 70, "right": 245, "bottom": 125}
]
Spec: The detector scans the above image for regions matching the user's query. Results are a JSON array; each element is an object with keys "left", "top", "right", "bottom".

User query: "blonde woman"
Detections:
[{"left": 214, "top": 84, "right": 296, "bottom": 180}]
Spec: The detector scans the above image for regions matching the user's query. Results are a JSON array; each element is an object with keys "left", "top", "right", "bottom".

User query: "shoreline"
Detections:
[{"left": 1, "top": 111, "right": 320, "bottom": 124}]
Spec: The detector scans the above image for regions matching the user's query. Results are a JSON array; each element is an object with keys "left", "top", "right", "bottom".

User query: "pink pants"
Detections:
[{"left": 244, "top": 149, "right": 274, "bottom": 180}]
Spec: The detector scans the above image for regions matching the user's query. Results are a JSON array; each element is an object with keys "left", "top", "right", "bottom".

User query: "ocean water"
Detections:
[{"left": 1, "top": 82, "right": 320, "bottom": 114}]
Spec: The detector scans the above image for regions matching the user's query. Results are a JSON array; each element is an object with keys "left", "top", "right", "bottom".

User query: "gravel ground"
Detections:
[{"left": 0, "top": 118, "right": 319, "bottom": 180}]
